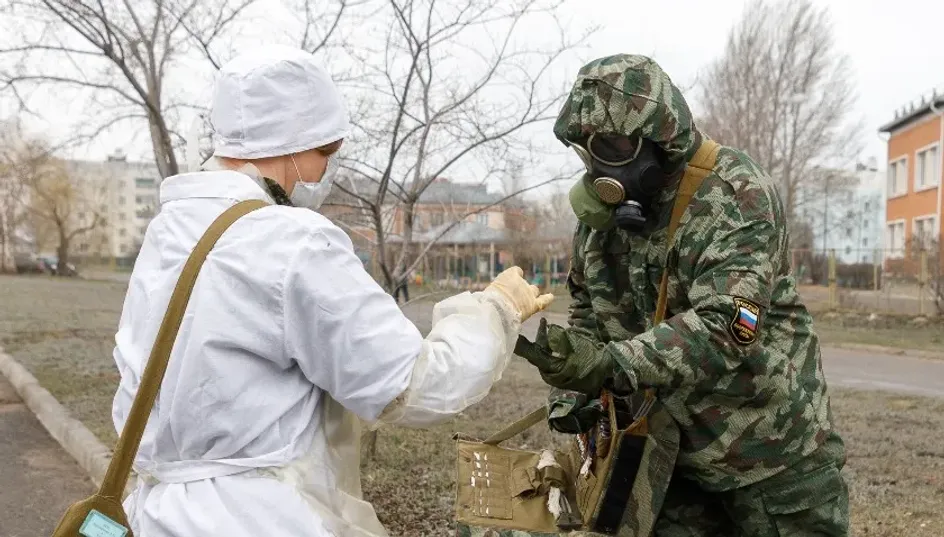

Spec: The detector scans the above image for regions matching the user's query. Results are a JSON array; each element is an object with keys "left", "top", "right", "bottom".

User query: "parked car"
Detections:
[{"left": 14, "top": 253, "right": 44, "bottom": 274}]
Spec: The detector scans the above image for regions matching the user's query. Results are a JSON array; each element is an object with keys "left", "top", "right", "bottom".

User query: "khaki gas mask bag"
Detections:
[
  {"left": 50, "top": 199, "right": 267, "bottom": 537},
  {"left": 454, "top": 407, "right": 582, "bottom": 535},
  {"left": 453, "top": 139, "right": 720, "bottom": 537}
]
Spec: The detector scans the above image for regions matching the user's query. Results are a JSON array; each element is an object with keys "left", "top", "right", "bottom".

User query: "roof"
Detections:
[
  {"left": 388, "top": 221, "right": 510, "bottom": 245},
  {"left": 414, "top": 180, "right": 504, "bottom": 205},
  {"left": 879, "top": 91, "right": 944, "bottom": 133},
  {"left": 328, "top": 176, "right": 506, "bottom": 207}
]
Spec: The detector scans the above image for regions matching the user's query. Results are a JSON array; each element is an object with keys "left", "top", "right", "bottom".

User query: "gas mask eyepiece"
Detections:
[{"left": 567, "top": 133, "right": 666, "bottom": 232}]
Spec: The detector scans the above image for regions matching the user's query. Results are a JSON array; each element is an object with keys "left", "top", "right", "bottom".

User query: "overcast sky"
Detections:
[
  {"left": 9, "top": 0, "right": 943, "bottom": 179},
  {"left": 566, "top": 0, "right": 944, "bottom": 168}
]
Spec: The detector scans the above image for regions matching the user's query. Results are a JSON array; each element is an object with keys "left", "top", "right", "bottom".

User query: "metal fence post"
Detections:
[{"left": 828, "top": 249, "right": 837, "bottom": 310}]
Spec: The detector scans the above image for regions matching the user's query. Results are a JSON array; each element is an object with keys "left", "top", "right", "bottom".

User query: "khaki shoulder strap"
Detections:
[
  {"left": 482, "top": 406, "right": 548, "bottom": 445},
  {"left": 654, "top": 139, "right": 720, "bottom": 325},
  {"left": 98, "top": 199, "right": 267, "bottom": 499}
]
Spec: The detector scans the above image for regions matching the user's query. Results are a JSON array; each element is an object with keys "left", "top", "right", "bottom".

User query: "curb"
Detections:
[
  {"left": 825, "top": 342, "right": 944, "bottom": 362},
  {"left": 0, "top": 347, "right": 112, "bottom": 488}
]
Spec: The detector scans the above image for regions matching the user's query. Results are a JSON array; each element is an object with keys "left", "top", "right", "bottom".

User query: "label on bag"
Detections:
[{"left": 79, "top": 510, "right": 128, "bottom": 537}]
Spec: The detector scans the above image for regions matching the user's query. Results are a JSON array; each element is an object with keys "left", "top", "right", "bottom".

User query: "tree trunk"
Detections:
[
  {"left": 56, "top": 227, "right": 69, "bottom": 276},
  {"left": 0, "top": 211, "right": 11, "bottom": 273},
  {"left": 147, "top": 105, "right": 179, "bottom": 179}
]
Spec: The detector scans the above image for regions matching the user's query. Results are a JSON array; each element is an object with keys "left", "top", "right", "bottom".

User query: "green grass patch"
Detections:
[{"left": 813, "top": 321, "right": 944, "bottom": 354}]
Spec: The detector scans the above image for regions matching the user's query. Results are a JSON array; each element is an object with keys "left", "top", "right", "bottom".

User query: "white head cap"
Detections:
[{"left": 210, "top": 45, "right": 350, "bottom": 159}]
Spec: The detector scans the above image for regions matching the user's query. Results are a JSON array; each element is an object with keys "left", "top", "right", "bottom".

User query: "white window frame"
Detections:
[
  {"left": 887, "top": 157, "right": 908, "bottom": 199},
  {"left": 912, "top": 214, "right": 937, "bottom": 249},
  {"left": 886, "top": 219, "right": 906, "bottom": 259},
  {"left": 914, "top": 142, "right": 940, "bottom": 191}
]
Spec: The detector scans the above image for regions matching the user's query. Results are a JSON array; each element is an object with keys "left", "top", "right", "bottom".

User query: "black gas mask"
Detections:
[{"left": 568, "top": 133, "right": 668, "bottom": 232}]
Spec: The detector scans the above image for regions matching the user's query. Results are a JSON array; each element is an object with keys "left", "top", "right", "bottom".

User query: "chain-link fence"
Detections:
[{"left": 791, "top": 248, "right": 942, "bottom": 316}]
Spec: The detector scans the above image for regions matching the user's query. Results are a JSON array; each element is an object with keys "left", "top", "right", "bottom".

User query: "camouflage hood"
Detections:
[{"left": 553, "top": 54, "right": 703, "bottom": 171}]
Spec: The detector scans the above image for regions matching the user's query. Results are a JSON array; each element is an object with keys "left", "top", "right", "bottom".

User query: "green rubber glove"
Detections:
[
  {"left": 546, "top": 387, "right": 604, "bottom": 434},
  {"left": 514, "top": 318, "right": 615, "bottom": 396}
]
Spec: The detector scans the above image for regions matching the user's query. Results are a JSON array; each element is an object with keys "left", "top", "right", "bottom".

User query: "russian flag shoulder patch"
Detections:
[{"left": 729, "top": 297, "right": 761, "bottom": 345}]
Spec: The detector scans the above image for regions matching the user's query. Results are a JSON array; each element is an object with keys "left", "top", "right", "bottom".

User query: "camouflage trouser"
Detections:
[{"left": 655, "top": 431, "right": 848, "bottom": 537}]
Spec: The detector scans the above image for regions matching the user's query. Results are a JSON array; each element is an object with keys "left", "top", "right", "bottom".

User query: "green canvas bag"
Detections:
[{"left": 454, "top": 407, "right": 583, "bottom": 536}]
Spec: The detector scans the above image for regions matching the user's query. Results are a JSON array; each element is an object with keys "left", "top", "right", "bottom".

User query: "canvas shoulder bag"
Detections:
[
  {"left": 50, "top": 199, "right": 267, "bottom": 537},
  {"left": 454, "top": 406, "right": 583, "bottom": 536}
]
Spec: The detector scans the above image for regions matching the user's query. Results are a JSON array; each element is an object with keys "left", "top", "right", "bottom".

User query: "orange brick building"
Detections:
[{"left": 879, "top": 90, "right": 944, "bottom": 274}]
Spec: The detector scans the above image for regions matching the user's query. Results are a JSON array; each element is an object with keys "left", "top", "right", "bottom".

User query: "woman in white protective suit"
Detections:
[{"left": 111, "top": 44, "right": 553, "bottom": 537}]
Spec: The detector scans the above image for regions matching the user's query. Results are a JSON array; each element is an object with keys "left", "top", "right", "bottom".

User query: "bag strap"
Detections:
[
  {"left": 483, "top": 405, "right": 548, "bottom": 445},
  {"left": 654, "top": 139, "right": 720, "bottom": 324},
  {"left": 98, "top": 199, "right": 268, "bottom": 499}
]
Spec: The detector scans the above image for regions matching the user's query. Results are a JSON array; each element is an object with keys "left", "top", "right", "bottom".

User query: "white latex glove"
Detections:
[{"left": 484, "top": 266, "right": 555, "bottom": 322}]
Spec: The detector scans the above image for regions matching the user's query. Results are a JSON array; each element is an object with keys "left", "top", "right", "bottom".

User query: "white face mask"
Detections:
[{"left": 290, "top": 153, "right": 338, "bottom": 210}]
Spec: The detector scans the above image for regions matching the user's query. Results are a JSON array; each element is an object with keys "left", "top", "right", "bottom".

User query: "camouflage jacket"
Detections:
[{"left": 555, "top": 55, "right": 837, "bottom": 491}]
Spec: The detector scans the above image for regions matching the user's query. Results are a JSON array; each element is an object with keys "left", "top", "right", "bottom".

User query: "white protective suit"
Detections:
[{"left": 111, "top": 166, "right": 522, "bottom": 536}]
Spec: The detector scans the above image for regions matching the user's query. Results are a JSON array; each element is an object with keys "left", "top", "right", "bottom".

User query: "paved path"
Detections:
[
  {"left": 0, "top": 376, "right": 94, "bottom": 537},
  {"left": 821, "top": 347, "right": 944, "bottom": 398}
]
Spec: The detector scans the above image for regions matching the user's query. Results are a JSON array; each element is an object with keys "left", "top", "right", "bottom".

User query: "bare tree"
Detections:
[
  {"left": 11, "top": 136, "right": 106, "bottom": 274},
  {"left": 0, "top": 122, "right": 29, "bottom": 272},
  {"left": 0, "top": 0, "right": 354, "bottom": 178},
  {"left": 698, "top": 0, "right": 863, "bottom": 222},
  {"left": 327, "top": 0, "right": 588, "bottom": 294}
]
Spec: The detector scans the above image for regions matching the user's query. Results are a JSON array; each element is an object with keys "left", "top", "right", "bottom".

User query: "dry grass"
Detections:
[{"left": 1, "top": 275, "right": 943, "bottom": 536}]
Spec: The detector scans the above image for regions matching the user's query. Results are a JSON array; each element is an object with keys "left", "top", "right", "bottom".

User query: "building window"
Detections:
[
  {"left": 120, "top": 244, "right": 128, "bottom": 254},
  {"left": 862, "top": 238, "right": 868, "bottom": 247},
  {"left": 119, "top": 196, "right": 127, "bottom": 205},
  {"left": 913, "top": 216, "right": 937, "bottom": 249},
  {"left": 119, "top": 228, "right": 127, "bottom": 237},
  {"left": 476, "top": 213, "right": 488, "bottom": 226},
  {"left": 864, "top": 201, "right": 871, "bottom": 211},
  {"left": 886, "top": 221, "right": 905, "bottom": 259},
  {"left": 887, "top": 159, "right": 907, "bottom": 197},
  {"left": 916, "top": 145, "right": 940, "bottom": 190},
  {"left": 135, "top": 177, "right": 156, "bottom": 188},
  {"left": 79, "top": 244, "right": 89, "bottom": 253}
]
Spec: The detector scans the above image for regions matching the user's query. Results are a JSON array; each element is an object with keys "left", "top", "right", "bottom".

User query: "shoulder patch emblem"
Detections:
[{"left": 729, "top": 297, "right": 760, "bottom": 345}]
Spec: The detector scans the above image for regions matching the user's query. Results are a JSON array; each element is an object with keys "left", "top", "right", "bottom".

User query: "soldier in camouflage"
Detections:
[{"left": 515, "top": 54, "right": 849, "bottom": 536}]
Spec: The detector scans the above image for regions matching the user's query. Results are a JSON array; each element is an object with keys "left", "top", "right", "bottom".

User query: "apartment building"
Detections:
[
  {"left": 795, "top": 161, "right": 886, "bottom": 264},
  {"left": 66, "top": 152, "right": 162, "bottom": 264},
  {"left": 879, "top": 88, "right": 944, "bottom": 267}
]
